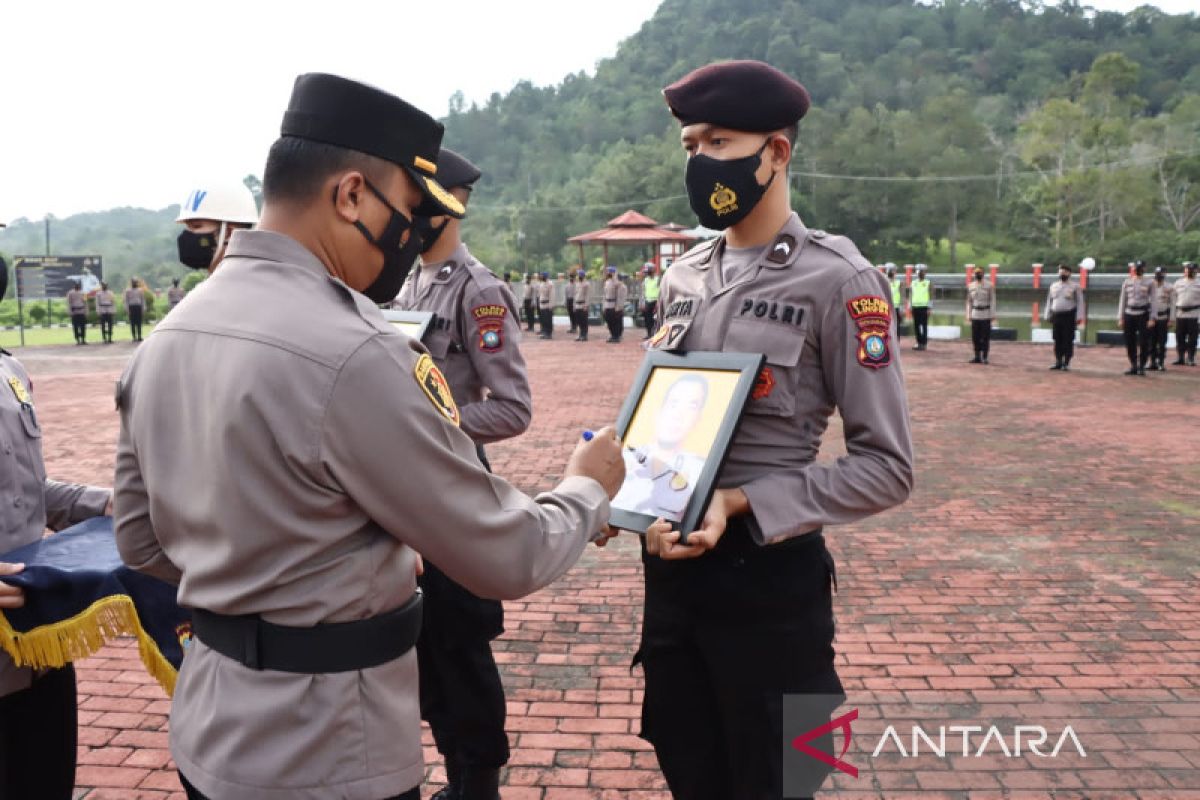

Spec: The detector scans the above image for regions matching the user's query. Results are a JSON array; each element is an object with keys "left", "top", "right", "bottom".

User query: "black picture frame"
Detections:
[
  {"left": 609, "top": 350, "right": 764, "bottom": 542},
  {"left": 382, "top": 309, "right": 436, "bottom": 342}
]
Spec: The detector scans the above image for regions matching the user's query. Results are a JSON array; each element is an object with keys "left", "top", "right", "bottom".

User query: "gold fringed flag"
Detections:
[{"left": 0, "top": 517, "right": 190, "bottom": 696}]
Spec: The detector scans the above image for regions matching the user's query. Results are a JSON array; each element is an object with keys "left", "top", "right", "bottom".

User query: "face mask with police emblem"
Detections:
[
  {"left": 352, "top": 180, "right": 424, "bottom": 304},
  {"left": 177, "top": 229, "right": 218, "bottom": 270},
  {"left": 684, "top": 138, "right": 776, "bottom": 231}
]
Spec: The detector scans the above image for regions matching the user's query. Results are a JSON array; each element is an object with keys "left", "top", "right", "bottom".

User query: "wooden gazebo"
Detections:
[{"left": 568, "top": 210, "right": 696, "bottom": 271}]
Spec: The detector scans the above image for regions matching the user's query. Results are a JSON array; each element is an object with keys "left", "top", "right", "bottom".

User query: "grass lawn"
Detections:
[{"left": 0, "top": 322, "right": 157, "bottom": 349}]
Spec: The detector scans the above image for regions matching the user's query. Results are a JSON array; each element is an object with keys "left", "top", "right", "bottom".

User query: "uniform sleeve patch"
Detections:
[
  {"left": 846, "top": 295, "right": 892, "bottom": 369},
  {"left": 414, "top": 353, "right": 460, "bottom": 426},
  {"left": 472, "top": 304, "right": 507, "bottom": 353}
]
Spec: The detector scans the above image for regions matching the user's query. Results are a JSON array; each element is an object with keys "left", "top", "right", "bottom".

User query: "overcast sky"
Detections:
[{"left": 0, "top": 0, "right": 1193, "bottom": 222}]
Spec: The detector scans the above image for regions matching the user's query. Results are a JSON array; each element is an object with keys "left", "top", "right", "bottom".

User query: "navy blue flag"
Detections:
[{"left": 0, "top": 516, "right": 190, "bottom": 696}]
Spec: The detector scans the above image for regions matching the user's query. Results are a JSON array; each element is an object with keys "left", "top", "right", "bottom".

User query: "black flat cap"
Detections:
[
  {"left": 413, "top": 148, "right": 481, "bottom": 216},
  {"left": 663, "top": 60, "right": 811, "bottom": 132},
  {"left": 281, "top": 73, "right": 464, "bottom": 218}
]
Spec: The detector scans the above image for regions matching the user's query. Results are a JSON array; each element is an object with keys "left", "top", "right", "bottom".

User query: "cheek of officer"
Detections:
[
  {"left": 113, "top": 73, "right": 625, "bottom": 800},
  {"left": 622, "top": 60, "right": 913, "bottom": 800}
]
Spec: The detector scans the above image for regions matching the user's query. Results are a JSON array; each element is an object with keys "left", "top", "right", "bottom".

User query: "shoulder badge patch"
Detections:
[
  {"left": 414, "top": 353, "right": 460, "bottom": 425},
  {"left": 472, "top": 304, "right": 507, "bottom": 352},
  {"left": 7, "top": 376, "right": 31, "bottom": 405},
  {"left": 846, "top": 295, "right": 892, "bottom": 370}
]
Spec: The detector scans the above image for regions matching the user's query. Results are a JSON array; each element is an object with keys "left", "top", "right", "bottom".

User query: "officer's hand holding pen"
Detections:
[
  {"left": 567, "top": 427, "right": 625, "bottom": 499},
  {"left": 0, "top": 563, "right": 26, "bottom": 609}
]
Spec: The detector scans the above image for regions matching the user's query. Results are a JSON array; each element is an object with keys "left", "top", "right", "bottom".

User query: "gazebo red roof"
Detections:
[{"left": 568, "top": 210, "right": 695, "bottom": 245}]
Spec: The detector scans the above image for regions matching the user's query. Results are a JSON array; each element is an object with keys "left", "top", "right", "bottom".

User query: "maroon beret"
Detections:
[{"left": 663, "top": 60, "right": 811, "bottom": 131}]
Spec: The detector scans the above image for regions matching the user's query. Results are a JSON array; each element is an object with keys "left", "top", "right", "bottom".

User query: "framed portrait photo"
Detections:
[
  {"left": 382, "top": 309, "right": 436, "bottom": 342},
  {"left": 609, "top": 350, "right": 764, "bottom": 541}
]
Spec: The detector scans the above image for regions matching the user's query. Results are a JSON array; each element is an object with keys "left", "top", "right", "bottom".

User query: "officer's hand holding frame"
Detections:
[{"left": 608, "top": 350, "right": 763, "bottom": 544}]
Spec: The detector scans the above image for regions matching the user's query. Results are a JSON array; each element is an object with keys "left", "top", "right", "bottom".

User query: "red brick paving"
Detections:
[{"left": 12, "top": 333, "right": 1199, "bottom": 799}]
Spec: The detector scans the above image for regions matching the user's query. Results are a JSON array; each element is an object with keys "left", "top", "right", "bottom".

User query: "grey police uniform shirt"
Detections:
[
  {"left": 67, "top": 289, "right": 87, "bottom": 314},
  {"left": 0, "top": 353, "right": 110, "bottom": 699},
  {"left": 509, "top": 279, "right": 526, "bottom": 306},
  {"left": 167, "top": 286, "right": 186, "bottom": 308},
  {"left": 113, "top": 230, "right": 610, "bottom": 800},
  {"left": 1152, "top": 281, "right": 1174, "bottom": 320},
  {"left": 538, "top": 280, "right": 553, "bottom": 309},
  {"left": 616, "top": 280, "right": 629, "bottom": 310},
  {"left": 575, "top": 279, "right": 592, "bottom": 309},
  {"left": 565, "top": 280, "right": 576, "bottom": 302},
  {"left": 1174, "top": 276, "right": 1200, "bottom": 320},
  {"left": 1044, "top": 279, "right": 1085, "bottom": 323},
  {"left": 123, "top": 287, "right": 144, "bottom": 310},
  {"left": 650, "top": 212, "right": 913, "bottom": 544},
  {"left": 97, "top": 290, "right": 116, "bottom": 314},
  {"left": 603, "top": 277, "right": 618, "bottom": 309},
  {"left": 393, "top": 242, "right": 532, "bottom": 444},
  {"left": 1118, "top": 276, "right": 1159, "bottom": 317},
  {"left": 966, "top": 281, "right": 996, "bottom": 321}
]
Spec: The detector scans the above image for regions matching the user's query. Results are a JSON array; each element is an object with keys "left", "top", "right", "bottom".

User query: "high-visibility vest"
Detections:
[
  {"left": 890, "top": 279, "right": 902, "bottom": 307},
  {"left": 643, "top": 276, "right": 661, "bottom": 302},
  {"left": 911, "top": 279, "right": 931, "bottom": 308}
]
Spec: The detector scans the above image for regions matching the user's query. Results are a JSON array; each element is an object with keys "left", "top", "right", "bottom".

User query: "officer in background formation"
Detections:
[
  {"left": 641, "top": 262, "right": 661, "bottom": 339},
  {"left": 167, "top": 279, "right": 186, "bottom": 312},
  {"left": 615, "top": 274, "right": 629, "bottom": 341},
  {"left": 124, "top": 278, "right": 146, "bottom": 342},
  {"left": 887, "top": 263, "right": 903, "bottom": 336},
  {"left": 115, "top": 73, "right": 623, "bottom": 800},
  {"left": 175, "top": 182, "right": 260, "bottom": 274},
  {"left": 522, "top": 274, "right": 536, "bottom": 331},
  {"left": 966, "top": 267, "right": 995, "bottom": 364},
  {"left": 573, "top": 269, "right": 591, "bottom": 341},
  {"left": 537, "top": 270, "right": 554, "bottom": 338},
  {"left": 0, "top": 264, "right": 113, "bottom": 800},
  {"left": 909, "top": 264, "right": 930, "bottom": 351},
  {"left": 1044, "top": 262, "right": 1085, "bottom": 371},
  {"left": 506, "top": 272, "right": 525, "bottom": 326},
  {"left": 626, "top": 60, "right": 913, "bottom": 800},
  {"left": 392, "top": 148, "right": 531, "bottom": 800},
  {"left": 1117, "top": 260, "right": 1159, "bottom": 376},
  {"left": 565, "top": 270, "right": 577, "bottom": 335},
  {"left": 1173, "top": 261, "right": 1198, "bottom": 366},
  {"left": 96, "top": 281, "right": 116, "bottom": 343},
  {"left": 67, "top": 280, "right": 88, "bottom": 345},
  {"left": 1150, "top": 267, "right": 1174, "bottom": 371},
  {"left": 602, "top": 267, "right": 620, "bottom": 342}
]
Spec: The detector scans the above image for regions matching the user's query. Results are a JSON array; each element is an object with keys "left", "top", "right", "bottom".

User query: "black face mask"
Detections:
[
  {"left": 974, "top": 274, "right": 984, "bottom": 282},
  {"left": 351, "top": 181, "right": 423, "bottom": 304},
  {"left": 1060, "top": 272, "right": 1069, "bottom": 281},
  {"left": 684, "top": 139, "right": 776, "bottom": 230},
  {"left": 416, "top": 217, "right": 451, "bottom": 256},
  {"left": 177, "top": 229, "right": 218, "bottom": 270}
]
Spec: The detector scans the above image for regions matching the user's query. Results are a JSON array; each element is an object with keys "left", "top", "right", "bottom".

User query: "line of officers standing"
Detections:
[
  {"left": 879, "top": 258, "right": 1200, "bottom": 372},
  {"left": 508, "top": 265, "right": 661, "bottom": 343},
  {"left": 63, "top": 277, "right": 187, "bottom": 345}
]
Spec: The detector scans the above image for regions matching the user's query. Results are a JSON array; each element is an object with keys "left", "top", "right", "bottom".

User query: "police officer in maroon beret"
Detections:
[{"left": 625, "top": 60, "right": 914, "bottom": 800}]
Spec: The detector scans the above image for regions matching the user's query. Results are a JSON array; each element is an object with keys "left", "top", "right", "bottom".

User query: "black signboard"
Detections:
[{"left": 14, "top": 256, "right": 104, "bottom": 300}]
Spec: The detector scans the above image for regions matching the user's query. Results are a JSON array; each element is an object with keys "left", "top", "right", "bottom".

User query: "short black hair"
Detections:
[{"left": 262, "top": 137, "right": 393, "bottom": 204}]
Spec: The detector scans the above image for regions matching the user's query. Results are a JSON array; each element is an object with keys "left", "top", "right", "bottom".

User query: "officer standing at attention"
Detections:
[
  {"left": 0, "top": 264, "right": 113, "bottom": 800},
  {"left": 124, "top": 278, "right": 146, "bottom": 342},
  {"left": 97, "top": 281, "right": 117, "bottom": 343},
  {"left": 67, "top": 280, "right": 88, "bottom": 345},
  {"left": 522, "top": 274, "right": 537, "bottom": 332},
  {"left": 602, "top": 266, "right": 620, "bottom": 342},
  {"left": 537, "top": 271, "right": 554, "bottom": 339},
  {"left": 642, "top": 263, "right": 661, "bottom": 339},
  {"left": 966, "top": 267, "right": 995, "bottom": 364},
  {"left": 1117, "top": 259, "right": 1159, "bottom": 376},
  {"left": 909, "top": 264, "right": 931, "bottom": 350},
  {"left": 574, "top": 269, "right": 592, "bottom": 341},
  {"left": 175, "top": 182, "right": 260, "bottom": 274},
  {"left": 615, "top": 274, "right": 630, "bottom": 342},
  {"left": 1150, "top": 266, "right": 1174, "bottom": 371},
  {"left": 1173, "top": 262, "right": 1199, "bottom": 366},
  {"left": 392, "top": 147, "right": 531, "bottom": 800},
  {"left": 167, "top": 279, "right": 187, "bottom": 312},
  {"left": 565, "top": 270, "right": 577, "bottom": 335},
  {"left": 1044, "top": 262, "right": 1084, "bottom": 371},
  {"left": 623, "top": 60, "right": 913, "bottom": 800},
  {"left": 113, "top": 73, "right": 623, "bottom": 800},
  {"left": 887, "top": 263, "right": 903, "bottom": 336}
]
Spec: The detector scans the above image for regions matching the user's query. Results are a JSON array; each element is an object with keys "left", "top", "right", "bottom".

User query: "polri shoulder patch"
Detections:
[
  {"left": 846, "top": 295, "right": 892, "bottom": 370},
  {"left": 414, "top": 353, "right": 460, "bottom": 426}
]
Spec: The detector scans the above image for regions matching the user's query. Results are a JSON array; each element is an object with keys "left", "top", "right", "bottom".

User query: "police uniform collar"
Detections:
[
  {"left": 222, "top": 229, "right": 330, "bottom": 280},
  {"left": 696, "top": 212, "right": 808, "bottom": 271},
  {"left": 420, "top": 243, "right": 470, "bottom": 283}
]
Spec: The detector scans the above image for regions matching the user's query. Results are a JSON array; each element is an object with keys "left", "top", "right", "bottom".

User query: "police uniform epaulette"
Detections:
[
  {"left": 0, "top": 349, "right": 11, "bottom": 357},
  {"left": 463, "top": 257, "right": 502, "bottom": 290},
  {"left": 807, "top": 229, "right": 873, "bottom": 273},
  {"left": 674, "top": 238, "right": 720, "bottom": 269}
]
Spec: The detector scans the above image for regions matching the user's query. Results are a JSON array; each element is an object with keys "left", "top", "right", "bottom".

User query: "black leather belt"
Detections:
[
  {"left": 973, "top": 305, "right": 991, "bottom": 310},
  {"left": 1127, "top": 306, "right": 1148, "bottom": 312},
  {"left": 192, "top": 591, "right": 423, "bottom": 673},
  {"left": 1180, "top": 305, "right": 1200, "bottom": 312}
]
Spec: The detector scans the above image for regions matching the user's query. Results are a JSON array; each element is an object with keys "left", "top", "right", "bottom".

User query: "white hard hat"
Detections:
[
  {"left": 175, "top": 183, "right": 259, "bottom": 225},
  {"left": 1078, "top": 257, "right": 1096, "bottom": 271}
]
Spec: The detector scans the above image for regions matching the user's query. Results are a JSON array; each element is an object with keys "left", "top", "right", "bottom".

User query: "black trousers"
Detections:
[
  {"left": 566, "top": 299, "right": 575, "bottom": 331},
  {"left": 539, "top": 308, "right": 553, "bottom": 337},
  {"left": 894, "top": 308, "right": 903, "bottom": 336},
  {"left": 523, "top": 300, "right": 535, "bottom": 330},
  {"left": 70, "top": 312, "right": 87, "bottom": 343},
  {"left": 417, "top": 445, "right": 509, "bottom": 772},
  {"left": 1177, "top": 318, "right": 1199, "bottom": 361},
  {"left": 971, "top": 319, "right": 991, "bottom": 357},
  {"left": 1052, "top": 311, "right": 1076, "bottom": 364},
  {"left": 643, "top": 300, "right": 658, "bottom": 337},
  {"left": 181, "top": 774, "right": 418, "bottom": 800},
  {"left": 637, "top": 524, "right": 843, "bottom": 800},
  {"left": 1152, "top": 316, "right": 1171, "bottom": 365},
  {"left": 100, "top": 312, "right": 114, "bottom": 342},
  {"left": 575, "top": 305, "right": 590, "bottom": 339},
  {"left": 129, "top": 305, "right": 144, "bottom": 341},
  {"left": 911, "top": 306, "right": 929, "bottom": 346},
  {"left": 1123, "top": 313, "right": 1150, "bottom": 367},
  {"left": 0, "top": 666, "right": 77, "bottom": 800}
]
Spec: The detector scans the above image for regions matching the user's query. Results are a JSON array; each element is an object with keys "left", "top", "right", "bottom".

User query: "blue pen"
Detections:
[{"left": 581, "top": 430, "right": 594, "bottom": 442}]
